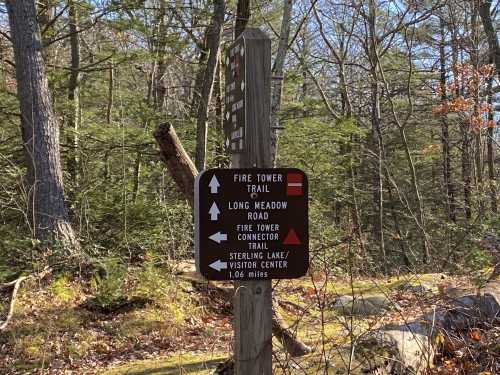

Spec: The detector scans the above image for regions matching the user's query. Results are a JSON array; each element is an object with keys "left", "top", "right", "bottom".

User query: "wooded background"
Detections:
[{"left": 0, "top": 0, "right": 498, "bottom": 279}]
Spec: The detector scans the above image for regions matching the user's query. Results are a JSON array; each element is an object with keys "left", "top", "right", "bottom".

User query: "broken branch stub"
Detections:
[{"left": 153, "top": 122, "right": 198, "bottom": 207}]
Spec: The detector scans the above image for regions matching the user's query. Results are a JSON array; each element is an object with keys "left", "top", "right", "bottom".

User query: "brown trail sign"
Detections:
[{"left": 195, "top": 168, "right": 309, "bottom": 281}]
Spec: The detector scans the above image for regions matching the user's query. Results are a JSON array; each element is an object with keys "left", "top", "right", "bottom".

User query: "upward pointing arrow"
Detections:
[
  {"left": 209, "top": 232, "right": 227, "bottom": 244},
  {"left": 209, "top": 202, "right": 220, "bottom": 221},
  {"left": 209, "top": 175, "right": 220, "bottom": 194}
]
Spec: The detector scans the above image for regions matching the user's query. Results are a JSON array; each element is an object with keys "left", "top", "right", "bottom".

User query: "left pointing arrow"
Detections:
[
  {"left": 209, "top": 202, "right": 220, "bottom": 221},
  {"left": 209, "top": 260, "right": 228, "bottom": 272},
  {"left": 209, "top": 232, "right": 227, "bottom": 243}
]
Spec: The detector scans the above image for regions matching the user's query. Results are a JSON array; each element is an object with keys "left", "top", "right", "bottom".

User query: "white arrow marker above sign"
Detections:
[
  {"left": 209, "top": 231, "right": 227, "bottom": 243},
  {"left": 209, "top": 175, "right": 220, "bottom": 194},
  {"left": 209, "top": 260, "right": 227, "bottom": 272},
  {"left": 209, "top": 202, "right": 220, "bottom": 221}
]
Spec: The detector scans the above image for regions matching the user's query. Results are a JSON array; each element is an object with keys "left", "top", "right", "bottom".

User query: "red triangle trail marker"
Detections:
[{"left": 283, "top": 229, "right": 301, "bottom": 245}]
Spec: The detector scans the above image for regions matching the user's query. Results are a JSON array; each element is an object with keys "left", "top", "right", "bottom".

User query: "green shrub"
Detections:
[
  {"left": 90, "top": 257, "right": 127, "bottom": 307},
  {"left": 49, "top": 274, "right": 78, "bottom": 302},
  {"left": 465, "top": 247, "right": 493, "bottom": 288}
]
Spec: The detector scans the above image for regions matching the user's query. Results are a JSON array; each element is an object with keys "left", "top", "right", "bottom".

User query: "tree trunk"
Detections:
[
  {"left": 471, "top": 2, "right": 484, "bottom": 216},
  {"left": 368, "top": 0, "right": 386, "bottom": 270},
  {"left": 397, "top": 125, "right": 430, "bottom": 263},
  {"left": 133, "top": 1, "right": 170, "bottom": 203},
  {"left": 486, "top": 75, "right": 497, "bottom": 213},
  {"left": 214, "top": 61, "right": 223, "bottom": 132},
  {"left": 155, "top": 59, "right": 168, "bottom": 113},
  {"left": 270, "top": 0, "right": 293, "bottom": 166},
  {"left": 103, "top": 61, "right": 114, "bottom": 198},
  {"left": 6, "top": 0, "right": 78, "bottom": 250},
  {"left": 194, "top": 0, "right": 225, "bottom": 171},
  {"left": 301, "top": 29, "right": 309, "bottom": 105},
  {"left": 153, "top": 0, "right": 169, "bottom": 114},
  {"left": 38, "top": 0, "right": 55, "bottom": 68},
  {"left": 106, "top": 61, "right": 114, "bottom": 125},
  {"left": 461, "top": 113, "right": 473, "bottom": 220},
  {"left": 235, "top": 0, "right": 251, "bottom": 40},
  {"left": 191, "top": 30, "right": 209, "bottom": 116},
  {"left": 348, "top": 144, "right": 366, "bottom": 258},
  {"left": 479, "top": 0, "right": 500, "bottom": 77},
  {"left": 132, "top": 152, "right": 142, "bottom": 203},
  {"left": 67, "top": 0, "right": 81, "bottom": 187},
  {"left": 439, "top": 18, "right": 456, "bottom": 222},
  {"left": 450, "top": 23, "right": 472, "bottom": 220},
  {"left": 213, "top": 59, "right": 226, "bottom": 164}
]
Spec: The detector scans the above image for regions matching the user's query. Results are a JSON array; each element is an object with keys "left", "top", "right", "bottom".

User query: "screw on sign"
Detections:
[{"left": 194, "top": 168, "right": 309, "bottom": 281}]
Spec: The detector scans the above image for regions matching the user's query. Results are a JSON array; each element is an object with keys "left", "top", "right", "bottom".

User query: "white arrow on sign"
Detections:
[
  {"left": 209, "top": 175, "right": 220, "bottom": 194},
  {"left": 209, "top": 202, "right": 220, "bottom": 221},
  {"left": 209, "top": 231, "right": 227, "bottom": 243},
  {"left": 209, "top": 259, "right": 227, "bottom": 272}
]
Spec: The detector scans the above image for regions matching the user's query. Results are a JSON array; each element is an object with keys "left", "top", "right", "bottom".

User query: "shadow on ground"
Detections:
[{"left": 103, "top": 357, "right": 226, "bottom": 375}]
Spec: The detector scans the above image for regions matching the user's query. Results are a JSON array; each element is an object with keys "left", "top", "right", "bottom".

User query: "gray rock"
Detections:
[
  {"left": 397, "top": 282, "right": 433, "bottom": 295},
  {"left": 441, "top": 281, "right": 499, "bottom": 329},
  {"left": 364, "top": 295, "right": 390, "bottom": 308},
  {"left": 332, "top": 294, "right": 391, "bottom": 316},
  {"left": 357, "top": 321, "right": 434, "bottom": 375}
]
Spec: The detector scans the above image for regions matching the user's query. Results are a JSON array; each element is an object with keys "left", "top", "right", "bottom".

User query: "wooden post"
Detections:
[{"left": 230, "top": 29, "right": 273, "bottom": 375}]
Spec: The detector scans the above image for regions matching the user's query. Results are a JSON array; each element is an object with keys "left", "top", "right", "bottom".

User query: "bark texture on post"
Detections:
[
  {"left": 194, "top": 0, "right": 225, "bottom": 171},
  {"left": 230, "top": 28, "right": 273, "bottom": 375},
  {"left": 6, "top": 0, "right": 78, "bottom": 250}
]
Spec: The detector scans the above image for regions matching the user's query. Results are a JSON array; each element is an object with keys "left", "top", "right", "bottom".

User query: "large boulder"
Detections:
[
  {"left": 357, "top": 320, "right": 433, "bottom": 375},
  {"left": 356, "top": 280, "right": 499, "bottom": 374}
]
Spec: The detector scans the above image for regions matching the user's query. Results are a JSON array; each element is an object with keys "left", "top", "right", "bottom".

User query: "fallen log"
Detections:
[
  {"left": 154, "top": 125, "right": 312, "bottom": 357},
  {"left": 0, "top": 276, "right": 28, "bottom": 331},
  {"left": 153, "top": 122, "right": 197, "bottom": 207}
]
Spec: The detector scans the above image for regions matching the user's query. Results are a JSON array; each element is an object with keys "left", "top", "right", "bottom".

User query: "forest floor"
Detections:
[{"left": 0, "top": 263, "right": 497, "bottom": 374}]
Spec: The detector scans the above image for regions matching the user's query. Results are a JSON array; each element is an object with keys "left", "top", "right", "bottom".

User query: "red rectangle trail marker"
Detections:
[{"left": 287, "top": 173, "right": 303, "bottom": 196}]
